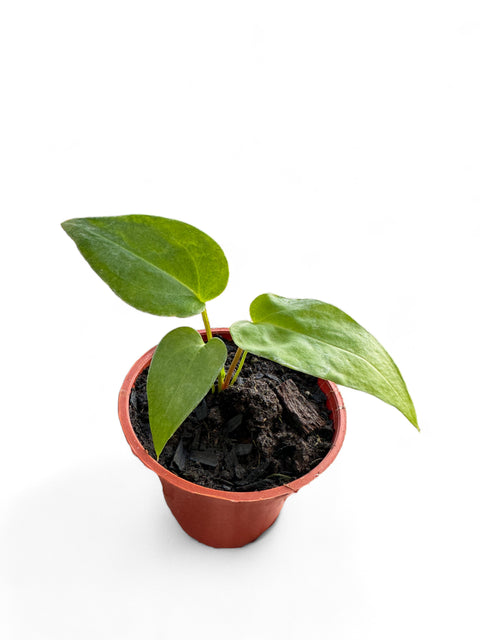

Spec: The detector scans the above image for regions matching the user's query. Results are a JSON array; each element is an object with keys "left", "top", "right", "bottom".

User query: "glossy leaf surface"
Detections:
[
  {"left": 147, "top": 328, "right": 227, "bottom": 457},
  {"left": 61, "top": 215, "right": 229, "bottom": 317},
  {"left": 230, "top": 294, "right": 418, "bottom": 429}
]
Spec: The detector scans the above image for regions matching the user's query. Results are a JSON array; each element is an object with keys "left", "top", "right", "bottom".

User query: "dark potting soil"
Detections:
[{"left": 129, "top": 338, "right": 334, "bottom": 492}]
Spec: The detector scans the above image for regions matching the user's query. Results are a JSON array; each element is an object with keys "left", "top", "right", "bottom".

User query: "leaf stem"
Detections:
[
  {"left": 202, "top": 307, "right": 225, "bottom": 390},
  {"left": 201, "top": 309, "right": 213, "bottom": 341},
  {"left": 230, "top": 350, "right": 248, "bottom": 386},
  {"left": 222, "top": 347, "right": 245, "bottom": 389}
]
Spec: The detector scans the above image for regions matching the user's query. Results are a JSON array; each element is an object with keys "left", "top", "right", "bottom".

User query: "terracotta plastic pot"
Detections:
[{"left": 118, "top": 328, "right": 347, "bottom": 548}]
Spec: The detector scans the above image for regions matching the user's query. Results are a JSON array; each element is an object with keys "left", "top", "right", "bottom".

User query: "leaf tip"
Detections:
[
  {"left": 60, "top": 218, "right": 76, "bottom": 235},
  {"left": 153, "top": 435, "right": 167, "bottom": 460},
  {"left": 409, "top": 410, "right": 420, "bottom": 432}
]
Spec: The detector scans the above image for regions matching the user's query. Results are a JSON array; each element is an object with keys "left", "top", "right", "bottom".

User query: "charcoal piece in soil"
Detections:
[
  {"left": 276, "top": 378, "right": 328, "bottom": 434},
  {"left": 129, "top": 339, "right": 334, "bottom": 492}
]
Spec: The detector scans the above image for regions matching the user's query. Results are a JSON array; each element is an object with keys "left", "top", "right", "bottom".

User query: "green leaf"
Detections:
[
  {"left": 230, "top": 294, "right": 419, "bottom": 430},
  {"left": 147, "top": 327, "right": 227, "bottom": 457},
  {"left": 61, "top": 215, "right": 229, "bottom": 317}
]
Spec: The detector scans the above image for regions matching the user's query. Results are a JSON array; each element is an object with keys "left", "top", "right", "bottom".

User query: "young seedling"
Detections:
[{"left": 62, "top": 215, "right": 419, "bottom": 459}]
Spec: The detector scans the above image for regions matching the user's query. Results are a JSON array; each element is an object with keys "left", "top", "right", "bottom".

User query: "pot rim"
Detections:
[{"left": 118, "top": 328, "right": 347, "bottom": 503}]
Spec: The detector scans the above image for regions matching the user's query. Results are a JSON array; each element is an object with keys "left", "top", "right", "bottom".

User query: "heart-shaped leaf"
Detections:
[
  {"left": 61, "top": 215, "right": 229, "bottom": 317},
  {"left": 230, "top": 294, "right": 418, "bottom": 429},
  {"left": 147, "top": 327, "right": 227, "bottom": 457}
]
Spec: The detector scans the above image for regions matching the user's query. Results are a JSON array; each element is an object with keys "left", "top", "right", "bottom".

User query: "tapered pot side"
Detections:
[{"left": 118, "top": 329, "right": 347, "bottom": 548}]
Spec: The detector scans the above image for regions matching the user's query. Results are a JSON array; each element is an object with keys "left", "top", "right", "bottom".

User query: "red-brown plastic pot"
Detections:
[{"left": 118, "top": 328, "right": 347, "bottom": 548}]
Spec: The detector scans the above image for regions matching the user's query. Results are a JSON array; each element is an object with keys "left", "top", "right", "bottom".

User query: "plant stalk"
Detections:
[
  {"left": 222, "top": 347, "right": 245, "bottom": 389},
  {"left": 230, "top": 350, "right": 248, "bottom": 386},
  {"left": 201, "top": 309, "right": 213, "bottom": 341},
  {"left": 202, "top": 307, "right": 225, "bottom": 390}
]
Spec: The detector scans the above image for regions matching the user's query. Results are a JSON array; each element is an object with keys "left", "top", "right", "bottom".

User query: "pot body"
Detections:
[{"left": 118, "top": 329, "right": 347, "bottom": 548}]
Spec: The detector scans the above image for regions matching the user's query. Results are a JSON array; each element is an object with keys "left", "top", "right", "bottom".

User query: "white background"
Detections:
[{"left": 1, "top": 1, "right": 479, "bottom": 638}]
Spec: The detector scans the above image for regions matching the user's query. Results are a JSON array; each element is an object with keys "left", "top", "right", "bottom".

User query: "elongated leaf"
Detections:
[
  {"left": 61, "top": 215, "right": 229, "bottom": 317},
  {"left": 147, "top": 327, "right": 227, "bottom": 457},
  {"left": 230, "top": 294, "right": 418, "bottom": 429}
]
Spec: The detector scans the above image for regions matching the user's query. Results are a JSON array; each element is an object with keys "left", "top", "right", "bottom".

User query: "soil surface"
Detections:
[{"left": 129, "top": 338, "right": 334, "bottom": 491}]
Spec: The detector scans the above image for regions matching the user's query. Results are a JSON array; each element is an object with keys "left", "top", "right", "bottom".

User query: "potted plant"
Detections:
[{"left": 62, "top": 215, "right": 418, "bottom": 548}]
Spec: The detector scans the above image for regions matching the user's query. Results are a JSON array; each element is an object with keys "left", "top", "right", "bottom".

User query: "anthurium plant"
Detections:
[{"left": 62, "top": 215, "right": 419, "bottom": 459}]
